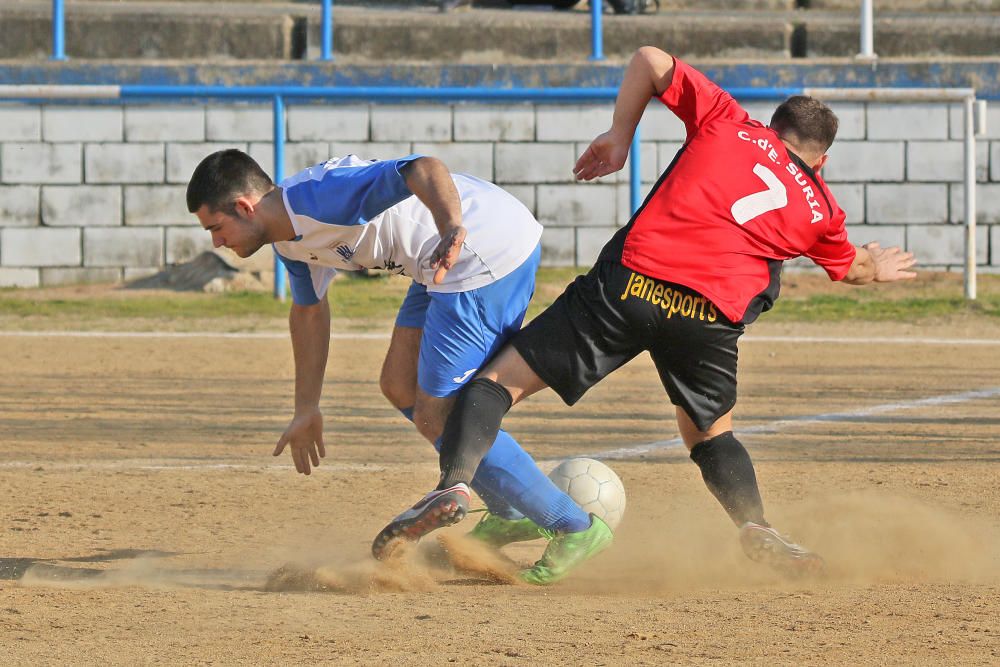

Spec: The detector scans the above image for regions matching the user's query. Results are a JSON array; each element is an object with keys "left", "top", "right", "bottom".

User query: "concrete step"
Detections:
[
  {"left": 805, "top": 12, "right": 1000, "bottom": 58},
  {"left": 3, "top": 1, "right": 308, "bottom": 60},
  {"left": 2, "top": 1, "right": 999, "bottom": 61}
]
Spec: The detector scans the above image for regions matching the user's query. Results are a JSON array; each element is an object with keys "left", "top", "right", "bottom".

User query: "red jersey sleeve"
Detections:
[
  {"left": 657, "top": 58, "right": 751, "bottom": 139},
  {"left": 804, "top": 206, "right": 857, "bottom": 281}
]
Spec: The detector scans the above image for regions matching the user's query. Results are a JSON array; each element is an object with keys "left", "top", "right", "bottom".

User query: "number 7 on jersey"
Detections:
[{"left": 730, "top": 163, "right": 788, "bottom": 225}]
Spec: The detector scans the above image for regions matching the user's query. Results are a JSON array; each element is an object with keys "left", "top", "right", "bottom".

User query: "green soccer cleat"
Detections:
[
  {"left": 467, "top": 512, "right": 548, "bottom": 549},
  {"left": 519, "top": 515, "right": 613, "bottom": 586}
]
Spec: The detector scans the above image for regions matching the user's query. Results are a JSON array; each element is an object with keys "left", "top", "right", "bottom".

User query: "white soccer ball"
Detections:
[{"left": 548, "top": 457, "right": 627, "bottom": 532}]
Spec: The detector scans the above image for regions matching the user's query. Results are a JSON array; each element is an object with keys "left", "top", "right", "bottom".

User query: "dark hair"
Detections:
[
  {"left": 186, "top": 149, "right": 273, "bottom": 213},
  {"left": 769, "top": 96, "right": 839, "bottom": 155}
]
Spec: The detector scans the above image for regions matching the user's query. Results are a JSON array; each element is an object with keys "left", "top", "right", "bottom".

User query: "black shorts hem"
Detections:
[
  {"left": 688, "top": 396, "right": 738, "bottom": 433},
  {"left": 511, "top": 334, "right": 585, "bottom": 407}
]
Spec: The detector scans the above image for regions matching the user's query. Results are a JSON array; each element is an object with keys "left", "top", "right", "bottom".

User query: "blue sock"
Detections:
[
  {"left": 398, "top": 407, "right": 589, "bottom": 533},
  {"left": 439, "top": 429, "right": 590, "bottom": 533},
  {"left": 472, "top": 430, "right": 591, "bottom": 533}
]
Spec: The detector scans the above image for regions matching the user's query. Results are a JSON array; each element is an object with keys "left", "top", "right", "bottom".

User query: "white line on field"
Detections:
[
  {"left": 589, "top": 385, "right": 1000, "bottom": 460},
  {"left": 2, "top": 330, "right": 1000, "bottom": 346},
  {"left": 1, "top": 387, "right": 996, "bottom": 472},
  {"left": 2, "top": 330, "right": 997, "bottom": 467},
  {"left": 744, "top": 335, "right": 1000, "bottom": 346}
]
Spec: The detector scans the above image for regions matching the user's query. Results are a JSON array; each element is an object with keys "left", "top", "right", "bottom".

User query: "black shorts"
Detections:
[{"left": 512, "top": 261, "right": 744, "bottom": 432}]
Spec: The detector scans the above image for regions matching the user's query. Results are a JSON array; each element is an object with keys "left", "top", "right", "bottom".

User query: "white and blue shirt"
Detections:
[{"left": 273, "top": 154, "right": 543, "bottom": 306}]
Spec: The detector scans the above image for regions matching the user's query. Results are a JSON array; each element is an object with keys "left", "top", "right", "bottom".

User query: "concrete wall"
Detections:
[{"left": 0, "top": 98, "right": 997, "bottom": 288}]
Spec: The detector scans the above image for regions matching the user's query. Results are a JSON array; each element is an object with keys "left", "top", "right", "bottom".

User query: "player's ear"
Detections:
[
  {"left": 813, "top": 154, "right": 829, "bottom": 172},
  {"left": 233, "top": 196, "right": 255, "bottom": 218}
]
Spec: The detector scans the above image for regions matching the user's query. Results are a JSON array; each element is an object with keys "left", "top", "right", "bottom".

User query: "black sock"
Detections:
[
  {"left": 689, "top": 431, "right": 766, "bottom": 526},
  {"left": 437, "top": 378, "right": 512, "bottom": 489}
]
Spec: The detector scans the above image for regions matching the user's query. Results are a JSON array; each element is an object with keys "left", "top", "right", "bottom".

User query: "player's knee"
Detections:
[
  {"left": 412, "top": 403, "right": 446, "bottom": 443},
  {"left": 379, "top": 373, "right": 411, "bottom": 410}
]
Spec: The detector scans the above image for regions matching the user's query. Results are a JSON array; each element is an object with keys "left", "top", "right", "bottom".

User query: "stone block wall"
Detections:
[{"left": 0, "top": 99, "right": 997, "bottom": 288}]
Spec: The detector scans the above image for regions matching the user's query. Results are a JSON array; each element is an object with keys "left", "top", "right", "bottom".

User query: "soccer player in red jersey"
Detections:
[{"left": 374, "top": 46, "right": 917, "bottom": 581}]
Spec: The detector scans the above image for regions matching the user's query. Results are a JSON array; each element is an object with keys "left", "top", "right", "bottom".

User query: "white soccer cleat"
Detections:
[
  {"left": 371, "top": 483, "right": 471, "bottom": 561},
  {"left": 739, "top": 521, "right": 825, "bottom": 577}
]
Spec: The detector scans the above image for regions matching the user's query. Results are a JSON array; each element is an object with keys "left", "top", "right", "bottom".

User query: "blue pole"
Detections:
[
  {"left": 321, "top": 0, "right": 334, "bottom": 61},
  {"left": 629, "top": 125, "right": 641, "bottom": 214},
  {"left": 52, "top": 0, "right": 66, "bottom": 61},
  {"left": 273, "top": 95, "right": 287, "bottom": 301},
  {"left": 590, "top": 0, "right": 604, "bottom": 62}
]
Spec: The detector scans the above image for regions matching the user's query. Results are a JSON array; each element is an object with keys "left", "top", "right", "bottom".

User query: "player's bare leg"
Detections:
[
  {"left": 679, "top": 408, "right": 824, "bottom": 577},
  {"left": 411, "top": 389, "right": 454, "bottom": 445},
  {"left": 379, "top": 325, "right": 421, "bottom": 413}
]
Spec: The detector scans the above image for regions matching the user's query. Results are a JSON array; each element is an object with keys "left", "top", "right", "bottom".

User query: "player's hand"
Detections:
[
  {"left": 574, "top": 130, "right": 631, "bottom": 181},
  {"left": 865, "top": 242, "right": 918, "bottom": 282},
  {"left": 430, "top": 225, "right": 467, "bottom": 285},
  {"left": 274, "top": 408, "right": 326, "bottom": 475}
]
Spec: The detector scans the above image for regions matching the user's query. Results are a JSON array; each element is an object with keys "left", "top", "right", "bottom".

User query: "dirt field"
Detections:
[{"left": 1, "top": 306, "right": 998, "bottom": 664}]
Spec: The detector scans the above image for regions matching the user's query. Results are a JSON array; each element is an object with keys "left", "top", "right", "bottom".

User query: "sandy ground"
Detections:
[{"left": 1, "top": 312, "right": 998, "bottom": 664}]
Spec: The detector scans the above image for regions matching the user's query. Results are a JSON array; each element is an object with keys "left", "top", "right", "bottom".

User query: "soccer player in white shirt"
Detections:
[{"left": 186, "top": 149, "right": 601, "bottom": 583}]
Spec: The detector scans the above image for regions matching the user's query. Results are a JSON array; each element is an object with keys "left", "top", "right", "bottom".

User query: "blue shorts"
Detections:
[{"left": 395, "top": 243, "right": 541, "bottom": 398}]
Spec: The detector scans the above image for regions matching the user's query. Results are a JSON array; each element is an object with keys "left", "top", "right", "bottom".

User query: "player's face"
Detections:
[{"left": 195, "top": 203, "right": 267, "bottom": 258}]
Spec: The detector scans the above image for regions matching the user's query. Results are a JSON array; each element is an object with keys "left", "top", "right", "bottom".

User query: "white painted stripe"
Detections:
[
  {"left": 743, "top": 335, "right": 1000, "bottom": 346},
  {"left": 2, "top": 330, "right": 1000, "bottom": 346},
  {"left": 2, "top": 387, "right": 995, "bottom": 472},
  {"left": 589, "top": 386, "right": 1000, "bottom": 460},
  {"left": 1, "top": 330, "right": 996, "bottom": 469}
]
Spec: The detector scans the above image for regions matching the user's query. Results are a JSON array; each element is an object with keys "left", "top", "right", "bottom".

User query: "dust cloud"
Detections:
[
  {"left": 574, "top": 490, "right": 1000, "bottom": 594},
  {"left": 263, "top": 533, "right": 522, "bottom": 593},
  {"left": 16, "top": 492, "right": 997, "bottom": 596}
]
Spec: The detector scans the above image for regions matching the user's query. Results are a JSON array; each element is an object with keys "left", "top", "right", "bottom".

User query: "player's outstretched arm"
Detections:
[
  {"left": 274, "top": 297, "right": 331, "bottom": 475},
  {"left": 400, "top": 157, "right": 467, "bottom": 285},
  {"left": 574, "top": 46, "right": 675, "bottom": 182},
  {"left": 842, "top": 242, "right": 918, "bottom": 285}
]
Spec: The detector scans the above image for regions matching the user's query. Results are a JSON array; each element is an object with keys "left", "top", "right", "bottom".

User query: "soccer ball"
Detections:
[{"left": 548, "top": 458, "right": 626, "bottom": 532}]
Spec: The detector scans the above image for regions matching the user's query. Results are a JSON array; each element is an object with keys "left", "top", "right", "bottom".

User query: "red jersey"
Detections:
[{"left": 600, "top": 58, "right": 856, "bottom": 324}]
